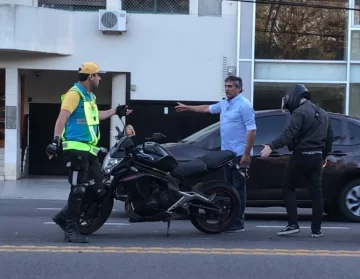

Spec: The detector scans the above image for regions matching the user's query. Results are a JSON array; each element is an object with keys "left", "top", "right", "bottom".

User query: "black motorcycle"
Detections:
[{"left": 78, "top": 118, "right": 241, "bottom": 236}]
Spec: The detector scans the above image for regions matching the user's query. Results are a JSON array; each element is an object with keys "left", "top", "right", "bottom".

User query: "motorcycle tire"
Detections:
[
  {"left": 189, "top": 180, "right": 240, "bottom": 234},
  {"left": 79, "top": 196, "right": 114, "bottom": 235}
]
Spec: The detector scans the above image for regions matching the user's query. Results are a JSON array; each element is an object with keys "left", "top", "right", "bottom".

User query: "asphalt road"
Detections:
[{"left": 0, "top": 198, "right": 359, "bottom": 279}]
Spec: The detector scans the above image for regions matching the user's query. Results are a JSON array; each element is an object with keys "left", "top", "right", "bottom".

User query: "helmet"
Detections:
[{"left": 282, "top": 84, "right": 311, "bottom": 113}]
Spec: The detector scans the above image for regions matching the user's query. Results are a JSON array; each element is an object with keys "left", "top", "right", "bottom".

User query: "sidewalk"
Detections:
[{"left": 0, "top": 176, "right": 69, "bottom": 200}]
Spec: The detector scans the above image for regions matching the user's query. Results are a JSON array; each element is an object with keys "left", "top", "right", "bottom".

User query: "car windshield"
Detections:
[{"left": 180, "top": 122, "right": 219, "bottom": 144}]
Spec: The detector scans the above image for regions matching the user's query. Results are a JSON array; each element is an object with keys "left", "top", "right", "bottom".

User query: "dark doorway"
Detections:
[
  {"left": 28, "top": 103, "right": 110, "bottom": 175},
  {"left": 126, "top": 101, "right": 219, "bottom": 143}
]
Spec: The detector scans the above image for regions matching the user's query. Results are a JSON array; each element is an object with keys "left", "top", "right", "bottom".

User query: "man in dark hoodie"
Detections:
[{"left": 260, "top": 84, "right": 334, "bottom": 238}]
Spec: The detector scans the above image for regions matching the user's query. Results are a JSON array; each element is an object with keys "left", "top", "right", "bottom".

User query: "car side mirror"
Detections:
[{"left": 151, "top": 133, "right": 166, "bottom": 142}]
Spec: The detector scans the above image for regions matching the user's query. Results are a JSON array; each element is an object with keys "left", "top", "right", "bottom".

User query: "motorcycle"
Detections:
[{"left": 78, "top": 117, "right": 241, "bottom": 236}]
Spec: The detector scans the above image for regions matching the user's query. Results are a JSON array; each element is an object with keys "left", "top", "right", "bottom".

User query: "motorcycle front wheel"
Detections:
[
  {"left": 189, "top": 180, "right": 240, "bottom": 234},
  {"left": 78, "top": 195, "right": 114, "bottom": 235}
]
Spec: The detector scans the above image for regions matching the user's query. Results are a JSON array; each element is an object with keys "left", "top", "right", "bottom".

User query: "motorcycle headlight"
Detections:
[{"left": 102, "top": 154, "right": 123, "bottom": 174}]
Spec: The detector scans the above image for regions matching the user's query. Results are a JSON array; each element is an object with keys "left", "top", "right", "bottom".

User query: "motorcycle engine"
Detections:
[{"left": 130, "top": 177, "right": 174, "bottom": 216}]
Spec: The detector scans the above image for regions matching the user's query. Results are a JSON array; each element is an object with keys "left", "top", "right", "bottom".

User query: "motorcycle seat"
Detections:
[
  {"left": 199, "top": 150, "right": 236, "bottom": 170},
  {"left": 171, "top": 158, "right": 208, "bottom": 179}
]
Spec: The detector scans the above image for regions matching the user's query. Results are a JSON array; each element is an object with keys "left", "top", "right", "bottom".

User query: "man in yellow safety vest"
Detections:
[{"left": 46, "top": 62, "right": 132, "bottom": 243}]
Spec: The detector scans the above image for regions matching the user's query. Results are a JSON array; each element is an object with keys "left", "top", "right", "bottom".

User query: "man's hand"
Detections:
[
  {"left": 175, "top": 102, "right": 188, "bottom": 112},
  {"left": 260, "top": 144, "right": 272, "bottom": 158},
  {"left": 46, "top": 137, "right": 60, "bottom": 160},
  {"left": 240, "top": 153, "right": 251, "bottom": 167},
  {"left": 116, "top": 105, "right": 133, "bottom": 118}
]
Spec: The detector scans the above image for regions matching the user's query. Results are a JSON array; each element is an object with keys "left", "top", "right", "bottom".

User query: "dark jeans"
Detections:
[
  {"left": 283, "top": 152, "right": 324, "bottom": 231},
  {"left": 223, "top": 155, "right": 247, "bottom": 229}
]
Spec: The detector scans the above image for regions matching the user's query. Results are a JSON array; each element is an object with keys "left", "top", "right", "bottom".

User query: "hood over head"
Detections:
[{"left": 282, "top": 84, "right": 311, "bottom": 113}]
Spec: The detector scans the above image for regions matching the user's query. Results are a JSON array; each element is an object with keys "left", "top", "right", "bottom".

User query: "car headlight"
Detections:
[{"left": 102, "top": 154, "right": 123, "bottom": 174}]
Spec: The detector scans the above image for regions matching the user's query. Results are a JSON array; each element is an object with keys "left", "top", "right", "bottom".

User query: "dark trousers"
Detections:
[
  {"left": 223, "top": 155, "right": 247, "bottom": 228},
  {"left": 283, "top": 152, "right": 324, "bottom": 231},
  {"left": 61, "top": 150, "right": 103, "bottom": 221}
]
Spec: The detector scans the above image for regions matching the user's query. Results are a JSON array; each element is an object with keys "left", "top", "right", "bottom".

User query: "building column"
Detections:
[
  {"left": 4, "top": 68, "right": 21, "bottom": 180},
  {"left": 110, "top": 73, "right": 126, "bottom": 147},
  {"left": 237, "top": 1, "right": 255, "bottom": 103}
]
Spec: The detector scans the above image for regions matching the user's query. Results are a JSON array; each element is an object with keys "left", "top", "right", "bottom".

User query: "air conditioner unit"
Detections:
[{"left": 99, "top": 10, "right": 127, "bottom": 34}]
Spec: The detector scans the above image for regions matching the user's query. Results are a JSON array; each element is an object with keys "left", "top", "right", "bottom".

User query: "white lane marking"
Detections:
[
  {"left": 44, "top": 222, "right": 129, "bottom": 226},
  {"left": 256, "top": 225, "right": 350, "bottom": 230}
]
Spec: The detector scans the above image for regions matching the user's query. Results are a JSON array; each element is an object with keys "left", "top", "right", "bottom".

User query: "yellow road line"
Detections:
[{"left": 0, "top": 245, "right": 359, "bottom": 257}]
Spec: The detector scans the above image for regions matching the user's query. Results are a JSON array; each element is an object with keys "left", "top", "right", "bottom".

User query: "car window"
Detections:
[
  {"left": 180, "top": 122, "right": 219, "bottom": 144},
  {"left": 330, "top": 118, "right": 343, "bottom": 145},
  {"left": 347, "top": 122, "right": 360, "bottom": 145},
  {"left": 254, "top": 115, "right": 288, "bottom": 146},
  {"left": 200, "top": 129, "right": 221, "bottom": 150}
]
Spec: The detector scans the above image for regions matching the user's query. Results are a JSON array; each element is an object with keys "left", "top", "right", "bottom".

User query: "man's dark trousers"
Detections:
[
  {"left": 283, "top": 152, "right": 324, "bottom": 231},
  {"left": 223, "top": 155, "right": 247, "bottom": 231}
]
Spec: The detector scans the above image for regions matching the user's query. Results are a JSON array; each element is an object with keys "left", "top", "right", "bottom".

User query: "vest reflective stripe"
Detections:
[
  {"left": 62, "top": 141, "right": 100, "bottom": 156},
  {"left": 61, "top": 86, "right": 100, "bottom": 155}
]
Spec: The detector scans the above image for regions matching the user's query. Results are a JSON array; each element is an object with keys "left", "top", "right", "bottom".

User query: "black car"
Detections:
[{"left": 162, "top": 109, "right": 360, "bottom": 222}]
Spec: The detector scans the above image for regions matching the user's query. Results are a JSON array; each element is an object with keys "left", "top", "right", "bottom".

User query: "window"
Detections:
[
  {"left": 350, "top": 31, "right": 360, "bottom": 60},
  {"left": 254, "top": 116, "right": 288, "bottom": 146},
  {"left": 254, "top": 83, "right": 346, "bottom": 114},
  {"left": 354, "top": 0, "right": 360, "bottom": 25},
  {"left": 122, "top": 0, "right": 189, "bottom": 14},
  {"left": 349, "top": 83, "right": 360, "bottom": 117},
  {"left": 0, "top": 69, "right": 4, "bottom": 148},
  {"left": 38, "top": 0, "right": 105, "bottom": 11},
  {"left": 255, "top": 0, "right": 347, "bottom": 60},
  {"left": 347, "top": 122, "right": 360, "bottom": 144},
  {"left": 181, "top": 122, "right": 219, "bottom": 143},
  {"left": 181, "top": 122, "right": 220, "bottom": 149},
  {"left": 330, "top": 118, "right": 344, "bottom": 145}
]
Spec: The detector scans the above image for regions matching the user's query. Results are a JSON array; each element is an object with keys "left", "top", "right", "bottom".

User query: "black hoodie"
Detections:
[{"left": 268, "top": 84, "right": 334, "bottom": 158}]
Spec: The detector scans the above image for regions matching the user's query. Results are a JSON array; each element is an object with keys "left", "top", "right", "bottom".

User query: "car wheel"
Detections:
[{"left": 338, "top": 179, "right": 360, "bottom": 222}]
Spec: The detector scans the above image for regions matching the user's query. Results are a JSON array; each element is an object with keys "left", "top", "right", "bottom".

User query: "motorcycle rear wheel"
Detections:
[
  {"left": 189, "top": 180, "right": 240, "bottom": 234},
  {"left": 78, "top": 195, "right": 114, "bottom": 235}
]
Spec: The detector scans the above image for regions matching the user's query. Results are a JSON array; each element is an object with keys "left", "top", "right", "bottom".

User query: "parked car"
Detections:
[{"left": 162, "top": 109, "right": 360, "bottom": 222}]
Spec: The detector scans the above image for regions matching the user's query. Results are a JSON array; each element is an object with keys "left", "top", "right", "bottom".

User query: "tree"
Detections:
[{"left": 255, "top": 0, "right": 347, "bottom": 60}]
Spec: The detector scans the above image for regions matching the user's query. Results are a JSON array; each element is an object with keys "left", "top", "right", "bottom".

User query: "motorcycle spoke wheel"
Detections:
[{"left": 191, "top": 187, "right": 237, "bottom": 230}]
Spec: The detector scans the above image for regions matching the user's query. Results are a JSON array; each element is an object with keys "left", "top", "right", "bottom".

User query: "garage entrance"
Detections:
[
  {"left": 25, "top": 69, "right": 114, "bottom": 176},
  {"left": 28, "top": 103, "right": 111, "bottom": 175}
]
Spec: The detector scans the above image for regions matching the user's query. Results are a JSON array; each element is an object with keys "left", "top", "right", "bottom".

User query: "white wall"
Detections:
[
  {"left": 0, "top": 1, "right": 238, "bottom": 102},
  {"left": 22, "top": 70, "right": 113, "bottom": 114},
  {"left": 0, "top": 4, "right": 72, "bottom": 55}
]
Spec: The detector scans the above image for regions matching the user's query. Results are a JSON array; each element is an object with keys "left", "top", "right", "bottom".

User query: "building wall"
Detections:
[
  {"left": 0, "top": 0, "right": 238, "bottom": 103},
  {"left": 0, "top": 0, "right": 239, "bottom": 179}
]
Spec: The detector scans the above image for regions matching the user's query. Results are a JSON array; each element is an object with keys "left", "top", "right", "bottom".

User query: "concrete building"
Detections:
[
  {"left": 0, "top": 0, "right": 358, "bottom": 180},
  {"left": 0, "top": 0, "right": 238, "bottom": 179}
]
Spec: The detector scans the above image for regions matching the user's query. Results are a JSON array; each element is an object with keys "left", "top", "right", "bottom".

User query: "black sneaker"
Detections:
[
  {"left": 277, "top": 225, "right": 300, "bottom": 236},
  {"left": 311, "top": 230, "right": 323, "bottom": 238}
]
